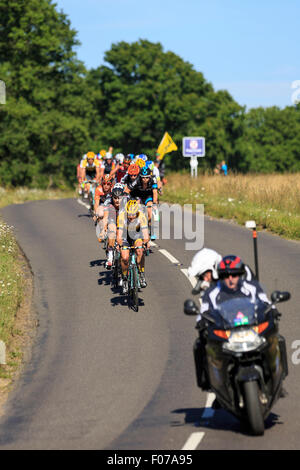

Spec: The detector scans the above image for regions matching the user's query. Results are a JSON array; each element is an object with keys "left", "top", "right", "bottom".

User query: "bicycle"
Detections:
[{"left": 127, "top": 246, "right": 141, "bottom": 312}]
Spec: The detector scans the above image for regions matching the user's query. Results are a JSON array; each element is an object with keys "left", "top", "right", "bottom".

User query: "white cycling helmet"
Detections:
[
  {"left": 188, "top": 248, "right": 222, "bottom": 280},
  {"left": 115, "top": 153, "right": 124, "bottom": 164},
  {"left": 113, "top": 182, "right": 124, "bottom": 190}
]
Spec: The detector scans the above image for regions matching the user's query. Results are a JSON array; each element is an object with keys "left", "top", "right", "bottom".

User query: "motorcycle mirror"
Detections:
[
  {"left": 271, "top": 291, "right": 291, "bottom": 303},
  {"left": 184, "top": 299, "right": 199, "bottom": 316}
]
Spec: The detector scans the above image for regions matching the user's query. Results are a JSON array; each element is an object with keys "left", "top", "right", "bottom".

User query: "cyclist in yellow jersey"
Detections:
[
  {"left": 117, "top": 199, "right": 149, "bottom": 294},
  {"left": 80, "top": 151, "right": 101, "bottom": 184}
]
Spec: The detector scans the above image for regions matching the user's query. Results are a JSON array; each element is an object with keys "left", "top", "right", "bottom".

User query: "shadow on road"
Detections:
[{"left": 171, "top": 407, "right": 283, "bottom": 436}]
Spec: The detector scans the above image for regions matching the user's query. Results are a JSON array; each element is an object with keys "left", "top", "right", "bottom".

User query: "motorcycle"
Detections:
[{"left": 184, "top": 291, "right": 290, "bottom": 435}]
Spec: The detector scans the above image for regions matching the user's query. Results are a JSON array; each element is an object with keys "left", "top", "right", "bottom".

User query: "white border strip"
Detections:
[
  {"left": 158, "top": 249, "right": 180, "bottom": 265},
  {"left": 181, "top": 432, "right": 205, "bottom": 450}
]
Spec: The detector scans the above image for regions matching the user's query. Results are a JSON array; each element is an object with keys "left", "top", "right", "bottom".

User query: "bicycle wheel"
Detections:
[
  {"left": 129, "top": 266, "right": 139, "bottom": 312},
  {"left": 112, "top": 253, "right": 120, "bottom": 289}
]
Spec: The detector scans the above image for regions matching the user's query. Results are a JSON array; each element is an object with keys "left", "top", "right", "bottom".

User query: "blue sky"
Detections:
[{"left": 54, "top": 0, "right": 300, "bottom": 109}]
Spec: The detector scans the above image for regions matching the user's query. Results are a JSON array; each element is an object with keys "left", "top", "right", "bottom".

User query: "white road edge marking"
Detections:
[
  {"left": 158, "top": 249, "right": 180, "bottom": 265},
  {"left": 181, "top": 432, "right": 205, "bottom": 451},
  {"left": 77, "top": 198, "right": 90, "bottom": 210},
  {"left": 180, "top": 268, "right": 197, "bottom": 288}
]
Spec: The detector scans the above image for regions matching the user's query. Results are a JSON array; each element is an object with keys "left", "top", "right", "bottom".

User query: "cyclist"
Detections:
[
  {"left": 80, "top": 152, "right": 101, "bottom": 184},
  {"left": 94, "top": 175, "right": 113, "bottom": 239},
  {"left": 77, "top": 154, "right": 87, "bottom": 195},
  {"left": 116, "top": 199, "right": 149, "bottom": 294},
  {"left": 99, "top": 152, "right": 116, "bottom": 181},
  {"left": 110, "top": 154, "right": 131, "bottom": 183},
  {"left": 100, "top": 184, "right": 128, "bottom": 269},
  {"left": 122, "top": 163, "right": 140, "bottom": 189},
  {"left": 125, "top": 165, "right": 158, "bottom": 240},
  {"left": 155, "top": 156, "right": 167, "bottom": 189}
]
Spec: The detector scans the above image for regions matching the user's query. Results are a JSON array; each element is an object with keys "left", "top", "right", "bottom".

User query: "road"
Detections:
[{"left": 0, "top": 198, "right": 299, "bottom": 450}]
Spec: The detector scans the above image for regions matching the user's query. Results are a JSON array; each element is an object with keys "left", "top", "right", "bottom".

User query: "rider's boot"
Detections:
[
  {"left": 122, "top": 274, "right": 128, "bottom": 294},
  {"left": 106, "top": 249, "right": 113, "bottom": 269},
  {"left": 139, "top": 270, "right": 147, "bottom": 288}
]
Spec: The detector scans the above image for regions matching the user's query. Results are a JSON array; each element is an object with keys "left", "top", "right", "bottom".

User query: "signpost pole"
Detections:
[{"left": 182, "top": 137, "right": 205, "bottom": 179}]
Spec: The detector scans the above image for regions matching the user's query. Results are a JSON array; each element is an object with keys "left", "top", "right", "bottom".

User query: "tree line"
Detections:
[{"left": 0, "top": 0, "right": 300, "bottom": 188}]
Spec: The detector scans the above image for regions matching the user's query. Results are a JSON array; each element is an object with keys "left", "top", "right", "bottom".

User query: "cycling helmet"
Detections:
[
  {"left": 86, "top": 151, "right": 95, "bottom": 160},
  {"left": 139, "top": 154, "right": 148, "bottom": 161},
  {"left": 102, "top": 174, "right": 112, "bottom": 185},
  {"left": 113, "top": 182, "right": 124, "bottom": 191},
  {"left": 100, "top": 149, "right": 107, "bottom": 157},
  {"left": 115, "top": 153, "right": 124, "bottom": 163},
  {"left": 126, "top": 199, "right": 139, "bottom": 216},
  {"left": 126, "top": 154, "right": 135, "bottom": 160},
  {"left": 140, "top": 166, "right": 151, "bottom": 177},
  {"left": 112, "top": 186, "right": 124, "bottom": 198},
  {"left": 105, "top": 152, "right": 112, "bottom": 160},
  {"left": 128, "top": 164, "right": 140, "bottom": 176},
  {"left": 217, "top": 255, "right": 245, "bottom": 278},
  {"left": 188, "top": 248, "right": 222, "bottom": 280},
  {"left": 136, "top": 158, "right": 146, "bottom": 168}
]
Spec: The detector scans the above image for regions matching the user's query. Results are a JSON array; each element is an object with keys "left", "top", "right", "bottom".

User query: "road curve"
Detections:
[{"left": 0, "top": 198, "right": 299, "bottom": 450}]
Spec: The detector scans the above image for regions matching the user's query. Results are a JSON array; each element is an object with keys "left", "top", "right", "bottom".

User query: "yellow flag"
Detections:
[{"left": 156, "top": 132, "right": 178, "bottom": 160}]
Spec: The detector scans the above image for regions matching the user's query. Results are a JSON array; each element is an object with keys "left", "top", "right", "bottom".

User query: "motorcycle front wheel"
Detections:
[{"left": 243, "top": 380, "right": 265, "bottom": 436}]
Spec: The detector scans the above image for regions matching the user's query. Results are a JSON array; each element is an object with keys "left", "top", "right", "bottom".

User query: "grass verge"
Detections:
[
  {"left": 163, "top": 173, "right": 300, "bottom": 241},
  {"left": 0, "top": 187, "right": 75, "bottom": 411}
]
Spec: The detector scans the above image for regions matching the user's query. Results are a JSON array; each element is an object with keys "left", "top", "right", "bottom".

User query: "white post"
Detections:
[{"left": 190, "top": 155, "right": 198, "bottom": 178}]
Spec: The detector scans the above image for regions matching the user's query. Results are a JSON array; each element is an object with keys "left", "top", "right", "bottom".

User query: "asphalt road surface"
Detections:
[{"left": 0, "top": 198, "right": 299, "bottom": 450}]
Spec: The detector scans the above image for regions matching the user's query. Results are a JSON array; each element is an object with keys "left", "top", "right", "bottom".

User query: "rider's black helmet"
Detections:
[
  {"left": 217, "top": 255, "right": 245, "bottom": 278},
  {"left": 112, "top": 187, "right": 124, "bottom": 198}
]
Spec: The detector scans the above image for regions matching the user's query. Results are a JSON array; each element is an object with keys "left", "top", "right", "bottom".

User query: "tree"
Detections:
[
  {"left": 0, "top": 0, "right": 94, "bottom": 187},
  {"left": 88, "top": 39, "right": 243, "bottom": 171}
]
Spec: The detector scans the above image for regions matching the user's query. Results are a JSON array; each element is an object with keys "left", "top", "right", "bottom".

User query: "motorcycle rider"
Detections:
[
  {"left": 188, "top": 248, "right": 254, "bottom": 301},
  {"left": 193, "top": 254, "right": 270, "bottom": 392}
]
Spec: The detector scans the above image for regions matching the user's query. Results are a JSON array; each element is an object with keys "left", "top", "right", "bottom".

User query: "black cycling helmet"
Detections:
[
  {"left": 217, "top": 255, "right": 245, "bottom": 278},
  {"left": 140, "top": 166, "right": 151, "bottom": 177}
]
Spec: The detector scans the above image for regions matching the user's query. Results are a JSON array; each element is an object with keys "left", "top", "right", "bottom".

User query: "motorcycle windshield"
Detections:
[{"left": 211, "top": 297, "right": 268, "bottom": 329}]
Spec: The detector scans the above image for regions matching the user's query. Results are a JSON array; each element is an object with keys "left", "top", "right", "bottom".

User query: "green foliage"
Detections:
[
  {"left": 0, "top": 1, "right": 300, "bottom": 186},
  {"left": 0, "top": 0, "right": 94, "bottom": 188}
]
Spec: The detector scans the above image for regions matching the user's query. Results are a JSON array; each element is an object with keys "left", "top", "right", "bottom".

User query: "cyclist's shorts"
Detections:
[
  {"left": 121, "top": 237, "right": 143, "bottom": 249},
  {"left": 142, "top": 196, "right": 153, "bottom": 206}
]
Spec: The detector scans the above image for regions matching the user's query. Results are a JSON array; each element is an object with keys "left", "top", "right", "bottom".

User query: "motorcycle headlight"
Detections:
[{"left": 223, "top": 328, "right": 266, "bottom": 353}]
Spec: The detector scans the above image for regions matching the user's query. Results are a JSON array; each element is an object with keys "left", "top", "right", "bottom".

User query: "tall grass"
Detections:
[{"left": 163, "top": 173, "right": 300, "bottom": 240}]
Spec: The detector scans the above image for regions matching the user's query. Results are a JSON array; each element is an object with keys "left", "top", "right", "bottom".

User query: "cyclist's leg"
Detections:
[
  {"left": 95, "top": 204, "right": 106, "bottom": 242},
  {"left": 106, "top": 222, "right": 116, "bottom": 268},
  {"left": 120, "top": 241, "right": 130, "bottom": 293},
  {"left": 134, "top": 239, "right": 147, "bottom": 287}
]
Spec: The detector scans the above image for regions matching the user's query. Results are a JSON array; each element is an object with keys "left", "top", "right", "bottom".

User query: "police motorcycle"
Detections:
[
  {"left": 184, "top": 222, "right": 290, "bottom": 435},
  {"left": 184, "top": 291, "right": 290, "bottom": 436}
]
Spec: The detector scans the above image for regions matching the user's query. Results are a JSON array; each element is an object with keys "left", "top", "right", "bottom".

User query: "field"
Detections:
[{"left": 163, "top": 172, "right": 300, "bottom": 241}]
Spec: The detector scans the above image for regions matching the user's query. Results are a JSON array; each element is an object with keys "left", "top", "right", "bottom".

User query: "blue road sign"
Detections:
[{"left": 182, "top": 137, "right": 205, "bottom": 157}]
